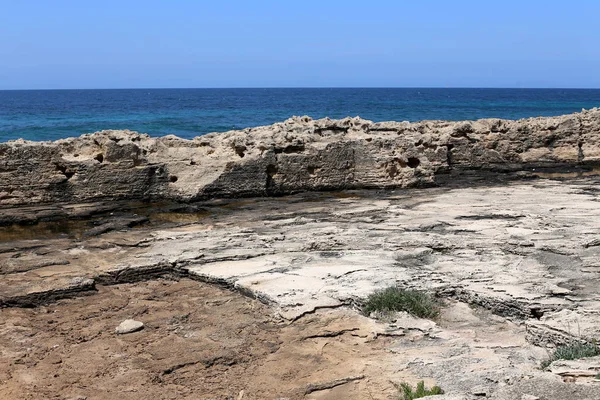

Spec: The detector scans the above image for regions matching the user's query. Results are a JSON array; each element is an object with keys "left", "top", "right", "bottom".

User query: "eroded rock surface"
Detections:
[
  {"left": 0, "top": 279, "right": 402, "bottom": 400},
  {"left": 2, "top": 178, "right": 600, "bottom": 398},
  {"left": 2, "top": 112, "right": 600, "bottom": 398},
  {"left": 2, "top": 109, "right": 600, "bottom": 219}
]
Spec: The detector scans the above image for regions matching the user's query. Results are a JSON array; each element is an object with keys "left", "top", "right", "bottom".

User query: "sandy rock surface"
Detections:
[
  {"left": 2, "top": 177, "right": 600, "bottom": 398},
  {"left": 0, "top": 279, "right": 402, "bottom": 400}
]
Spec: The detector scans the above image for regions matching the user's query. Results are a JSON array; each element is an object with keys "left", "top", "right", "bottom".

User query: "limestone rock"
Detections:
[
  {"left": 115, "top": 319, "right": 144, "bottom": 334},
  {"left": 2, "top": 109, "right": 600, "bottom": 222},
  {"left": 548, "top": 356, "right": 600, "bottom": 377},
  {"left": 3, "top": 177, "right": 600, "bottom": 398}
]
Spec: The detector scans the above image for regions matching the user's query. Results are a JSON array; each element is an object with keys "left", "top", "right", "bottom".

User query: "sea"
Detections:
[{"left": 1, "top": 88, "right": 600, "bottom": 142}]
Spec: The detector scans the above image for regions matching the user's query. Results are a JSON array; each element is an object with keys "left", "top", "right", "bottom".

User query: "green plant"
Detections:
[
  {"left": 540, "top": 343, "right": 600, "bottom": 369},
  {"left": 394, "top": 381, "right": 444, "bottom": 400},
  {"left": 362, "top": 287, "right": 440, "bottom": 319}
]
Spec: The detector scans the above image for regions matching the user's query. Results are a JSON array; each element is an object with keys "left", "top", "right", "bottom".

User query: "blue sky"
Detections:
[{"left": 1, "top": 0, "right": 599, "bottom": 89}]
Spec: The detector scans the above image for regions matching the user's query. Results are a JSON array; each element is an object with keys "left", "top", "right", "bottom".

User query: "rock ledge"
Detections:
[{"left": 2, "top": 109, "right": 600, "bottom": 215}]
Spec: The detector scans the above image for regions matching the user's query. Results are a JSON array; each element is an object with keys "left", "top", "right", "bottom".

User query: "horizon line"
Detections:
[{"left": 2, "top": 86, "right": 600, "bottom": 91}]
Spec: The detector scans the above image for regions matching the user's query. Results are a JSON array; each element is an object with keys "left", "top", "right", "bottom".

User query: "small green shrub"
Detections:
[
  {"left": 362, "top": 287, "right": 440, "bottom": 319},
  {"left": 541, "top": 343, "right": 600, "bottom": 369},
  {"left": 395, "top": 381, "right": 444, "bottom": 400}
]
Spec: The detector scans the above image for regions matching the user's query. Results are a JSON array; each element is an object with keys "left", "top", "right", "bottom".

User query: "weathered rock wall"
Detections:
[{"left": 1, "top": 109, "right": 600, "bottom": 209}]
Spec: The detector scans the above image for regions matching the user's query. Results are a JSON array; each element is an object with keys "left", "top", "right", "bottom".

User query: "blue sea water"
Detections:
[{"left": 1, "top": 88, "right": 600, "bottom": 142}]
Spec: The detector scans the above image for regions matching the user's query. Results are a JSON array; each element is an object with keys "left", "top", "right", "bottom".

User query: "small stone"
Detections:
[
  {"left": 521, "top": 395, "right": 540, "bottom": 400},
  {"left": 115, "top": 319, "right": 144, "bottom": 334},
  {"left": 549, "top": 286, "right": 571, "bottom": 295}
]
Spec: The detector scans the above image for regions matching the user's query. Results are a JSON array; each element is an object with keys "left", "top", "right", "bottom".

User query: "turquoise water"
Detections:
[{"left": 1, "top": 88, "right": 600, "bottom": 142}]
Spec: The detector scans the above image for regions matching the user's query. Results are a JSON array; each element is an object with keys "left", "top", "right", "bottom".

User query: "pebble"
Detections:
[{"left": 115, "top": 319, "right": 144, "bottom": 334}]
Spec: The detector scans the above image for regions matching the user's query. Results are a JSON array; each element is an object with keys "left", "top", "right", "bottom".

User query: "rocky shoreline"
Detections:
[
  {"left": 1, "top": 109, "right": 600, "bottom": 223},
  {"left": 2, "top": 112, "right": 600, "bottom": 399}
]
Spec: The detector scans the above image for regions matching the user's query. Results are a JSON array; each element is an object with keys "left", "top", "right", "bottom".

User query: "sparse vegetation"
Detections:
[
  {"left": 541, "top": 342, "right": 600, "bottom": 369},
  {"left": 362, "top": 286, "right": 441, "bottom": 319},
  {"left": 394, "top": 381, "right": 444, "bottom": 399}
]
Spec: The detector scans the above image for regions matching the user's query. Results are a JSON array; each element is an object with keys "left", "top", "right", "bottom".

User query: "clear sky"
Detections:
[{"left": 1, "top": 0, "right": 599, "bottom": 89}]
